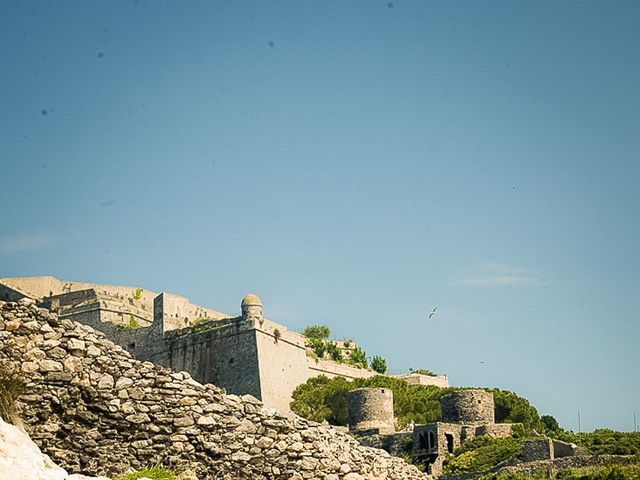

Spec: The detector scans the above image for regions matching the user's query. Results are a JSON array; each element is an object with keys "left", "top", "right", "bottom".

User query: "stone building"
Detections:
[
  {"left": 0, "top": 276, "right": 448, "bottom": 413},
  {"left": 412, "top": 390, "right": 514, "bottom": 475},
  {"left": 348, "top": 387, "right": 396, "bottom": 435}
]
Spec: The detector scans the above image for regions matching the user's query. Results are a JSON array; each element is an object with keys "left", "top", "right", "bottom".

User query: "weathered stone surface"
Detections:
[
  {"left": 0, "top": 416, "right": 108, "bottom": 480},
  {"left": 0, "top": 301, "right": 426, "bottom": 480}
]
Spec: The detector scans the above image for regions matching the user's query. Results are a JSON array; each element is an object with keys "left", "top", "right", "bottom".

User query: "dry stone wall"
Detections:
[{"left": 0, "top": 299, "right": 425, "bottom": 480}]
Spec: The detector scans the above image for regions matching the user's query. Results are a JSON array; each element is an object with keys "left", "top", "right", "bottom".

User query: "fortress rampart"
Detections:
[
  {"left": 0, "top": 276, "right": 425, "bottom": 413},
  {"left": 0, "top": 299, "right": 426, "bottom": 479}
]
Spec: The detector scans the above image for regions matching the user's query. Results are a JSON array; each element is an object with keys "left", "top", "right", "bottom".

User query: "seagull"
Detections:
[{"left": 428, "top": 306, "right": 438, "bottom": 319}]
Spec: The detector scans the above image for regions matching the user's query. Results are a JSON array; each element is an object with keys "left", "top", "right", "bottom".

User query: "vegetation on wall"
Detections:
[
  {"left": 443, "top": 436, "right": 524, "bottom": 474},
  {"left": 470, "top": 464, "right": 640, "bottom": 480},
  {"left": 116, "top": 467, "right": 176, "bottom": 480},
  {"left": 554, "top": 429, "right": 640, "bottom": 456},
  {"left": 410, "top": 368, "right": 437, "bottom": 376},
  {"left": 302, "top": 325, "right": 331, "bottom": 340},
  {"left": 116, "top": 315, "right": 142, "bottom": 332},
  {"left": 132, "top": 288, "right": 143, "bottom": 300},
  {"left": 301, "top": 325, "right": 370, "bottom": 368},
  {"left": 347, "top": 346, "right": 368, "bottom": 368},
  {"left": 290, "top": 375, "right": 547, "bottom": 433},
  {"left": 370, "top": 355, "right": 388, "bottom": 374}
]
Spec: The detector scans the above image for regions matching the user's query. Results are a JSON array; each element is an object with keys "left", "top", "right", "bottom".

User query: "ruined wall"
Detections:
[
  {"left": 0, "top": 299, "right": 426, "bottom": 480},
  {"left": 441, "top": 390, "right": 495, "bottom": 424},
  {"left": 348, "top": 388, "right": 395, "bottom": 434},
  {"left": 393, "top": 373, "right": 449, "bottom": 388}
]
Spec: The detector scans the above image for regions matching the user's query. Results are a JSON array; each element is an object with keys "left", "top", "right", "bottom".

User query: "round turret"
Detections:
[
  {"left": 241, "top": 294, "right": 263, "bottom": 323},
  {"left": 348, "top": 388, "right": 395, "bottom": 434},
  {"left": 440, "top": 389, "right": 494, "bottom": 424}
]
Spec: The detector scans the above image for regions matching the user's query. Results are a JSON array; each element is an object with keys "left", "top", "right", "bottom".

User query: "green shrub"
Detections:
[
  {"left": 553, "top": 430, "right": 640, "bottom": 456},
  {"left": 411, "top": 368, "right": 437, "bottom": 376},
  {"left": 444, "top": 437, "right": 523, "bottom": 474},
  {"left": 132, "top": 288, "right": 143, "bottom": 300},
  {"left": 347, "top": 346, "right": 367, "bottom": 368},
  {"left": 302, "top": 325, "right": 331, "bottom": 340},
  {"left": 370, "top": 355, "right": 387, "bottom": 374},
  {"left": 555, "top": 464, "right": 640, "bottom": 480},
  {"left": 325, "top": 341, "right": 343, "bottom": 362}
]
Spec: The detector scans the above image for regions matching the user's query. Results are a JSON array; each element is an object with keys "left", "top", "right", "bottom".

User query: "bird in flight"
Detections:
[{"left": 428, "top": 306, "right": 438, "bottom": 319}]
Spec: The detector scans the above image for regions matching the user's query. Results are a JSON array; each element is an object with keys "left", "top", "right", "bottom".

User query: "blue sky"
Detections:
[{"left": 1, "top": 1, "right": 639, "bottom": 432}]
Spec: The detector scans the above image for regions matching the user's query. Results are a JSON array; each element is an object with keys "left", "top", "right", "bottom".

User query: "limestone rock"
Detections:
[{"left": 0, "top": 416, "right": 108, "bottom": 480}]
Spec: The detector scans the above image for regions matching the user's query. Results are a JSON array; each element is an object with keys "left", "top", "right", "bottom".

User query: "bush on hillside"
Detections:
[
  {"left": 443, "top": 436, "right": 523, "bottom": 474},
  {"left": 290, "top": 376, "right": 544, "bottom": 432},
  {"left": 554, "top": 429, "right": 640, "bottom": 456}
]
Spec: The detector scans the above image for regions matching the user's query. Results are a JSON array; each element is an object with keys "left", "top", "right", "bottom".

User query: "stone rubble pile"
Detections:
[
  {"left": 0, "top": 415, "right": 108, "bottom": 480},
  {"left": 0, "top": 299, "right": 426, "bottom": 480}
]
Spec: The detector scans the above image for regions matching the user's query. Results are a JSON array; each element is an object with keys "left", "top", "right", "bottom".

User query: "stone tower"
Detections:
[
  {"left": 348, "top": 387, "right": 395, "bottom": 434},
  {"left": 440, "top": 389, "right": 495, "bottom": 424},
  {"left": 241, "top": 293, "right": 263, "bottom": 324}
]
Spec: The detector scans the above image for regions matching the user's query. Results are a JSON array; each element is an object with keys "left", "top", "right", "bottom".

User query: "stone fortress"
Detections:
[{"left": 0, "top": 276, "right": 448, "bottom": 413}]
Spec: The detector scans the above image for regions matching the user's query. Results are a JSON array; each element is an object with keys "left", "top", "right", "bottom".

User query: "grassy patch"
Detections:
[
  {"left": 115, "top": 315, "right": 142, "bottom": 332},
  {"left": 116, "top": 467, "right": 176, "bottom": 480},
  {"left": 555, "top": 464, "right": 640, "bottom": 480},
  {"left": 443, "top": 436, "right": 523, "bottom": 474},
  {"left": 132, "top": 288, "right": 143, "bottom": 300}
]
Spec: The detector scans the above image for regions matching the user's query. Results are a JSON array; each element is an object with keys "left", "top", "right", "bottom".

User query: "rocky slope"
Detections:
[
  {"left": 0, "top": 299, "right": 425, "bottom": 480},
  {"left": 0, "top": 415, "right": 108, "bottom": 480}
]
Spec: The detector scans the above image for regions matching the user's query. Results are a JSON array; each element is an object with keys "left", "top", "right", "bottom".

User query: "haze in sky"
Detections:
[{"left": 1, "top": 1, "right": 639, "bottom": 432}]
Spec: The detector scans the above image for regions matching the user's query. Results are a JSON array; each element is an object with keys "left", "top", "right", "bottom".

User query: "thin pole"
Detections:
[{"left": 578, "top": 410, "right": 581, "bottom": 433}]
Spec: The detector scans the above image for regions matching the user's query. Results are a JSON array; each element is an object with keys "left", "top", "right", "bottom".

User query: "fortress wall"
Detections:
[
  {"left": 44, "top": 290, "right": 153, "bottom": 328},
  {"left": 309, "top": 357, "right": 376, "bottom": 380},
  {"left": 394, "top": 373, "right": 449, "bottom": 388},
  {"left": 154, "top": 292, "right": 229, "bottom": 333},
  {"left": 0, "top": 276, "right": 66, "bottom": 299},
  {"left": 0, "top": 276, "right": 158, "bottom": 307},
  {"left": 0, "top": 283, "right": 30, "bottom": 301},
  {"left": 156, "top": 318, "right": 262, "bottom": 400},
  {"left": 0, "top": 299, "right": 426, "bottom": 480},
  {"left": 254, "top": 324, "right": 313, "bottom": 412}
]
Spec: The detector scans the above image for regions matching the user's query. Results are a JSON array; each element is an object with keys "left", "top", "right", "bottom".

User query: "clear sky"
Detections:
[{"left": 1, "top": 1, "right": 639, "bottom": 432}]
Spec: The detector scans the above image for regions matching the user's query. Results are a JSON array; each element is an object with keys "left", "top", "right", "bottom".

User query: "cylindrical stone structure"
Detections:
[
  {"left": 348, "top": 387, "right": 395, "bottom": 434},
  {"left": 440, "top": 389, "right": 495, "bottom": 424},
  {"left": 241, "top": 294, "right": 263, "bottom": 324}
]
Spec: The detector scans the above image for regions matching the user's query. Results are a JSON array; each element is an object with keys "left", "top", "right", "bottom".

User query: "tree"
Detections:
[
  {"left": 541, "top": 415, "right": 561, "bottom": 433},
  {"left": 348, "top": 346, "right": 367, "bottom": 368},
  {"left": 370, "top": 355, "right": 387, "bottom": 374},
  {"left": 308, "top": 338, "right": 327, "bottom": 358},
  {"left": 325, "top": 341, "right": 343, "bottom": 362},
  {"left": 302, "top": 325, "right": 331, "bottom": 340}
]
